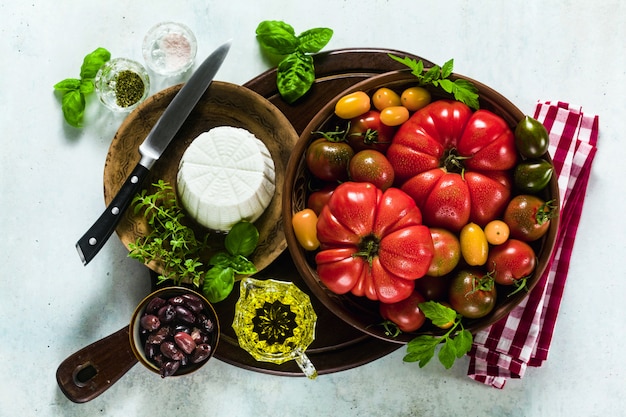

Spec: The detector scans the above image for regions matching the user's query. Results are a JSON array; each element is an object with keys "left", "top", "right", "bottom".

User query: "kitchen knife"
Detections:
[{"left": 76, "top": 40, "right": 232, "bottom": 265}]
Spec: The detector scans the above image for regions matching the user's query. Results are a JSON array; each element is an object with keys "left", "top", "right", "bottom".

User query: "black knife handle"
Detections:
[{"left": 76, "top": 163, "right": 150, "bottom": 265}]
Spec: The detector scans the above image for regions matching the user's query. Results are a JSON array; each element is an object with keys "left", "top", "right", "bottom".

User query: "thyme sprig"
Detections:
[{"left": 128, "top": 180, "right": 209, "bottom": 287}]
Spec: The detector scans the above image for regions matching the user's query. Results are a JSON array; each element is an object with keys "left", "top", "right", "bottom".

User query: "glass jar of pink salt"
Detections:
[{"left": 142, "top": 22, "right": 198, "bottom": 77}]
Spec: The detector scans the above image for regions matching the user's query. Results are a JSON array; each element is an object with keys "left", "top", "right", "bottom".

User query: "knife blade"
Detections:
[{"left": 76, "top": 40, "right": 232, "bottom": 265}]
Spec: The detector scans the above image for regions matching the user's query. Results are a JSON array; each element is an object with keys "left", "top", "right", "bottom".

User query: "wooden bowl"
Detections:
[
  {"left": 104, "top": 81, "right": 299, "bottom": 276},
  {"left": 283, "top": 69, "right": 560, "bottom": 344}
]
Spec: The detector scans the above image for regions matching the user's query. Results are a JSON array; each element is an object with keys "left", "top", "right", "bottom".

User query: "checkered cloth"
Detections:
[{"left": 466, "top": 101, "right": 599, "bottom": 389}]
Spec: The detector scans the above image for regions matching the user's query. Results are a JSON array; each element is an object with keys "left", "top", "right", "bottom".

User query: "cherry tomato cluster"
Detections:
[{"left": 291, "top": 84, "right": 557, "bottom": 334}]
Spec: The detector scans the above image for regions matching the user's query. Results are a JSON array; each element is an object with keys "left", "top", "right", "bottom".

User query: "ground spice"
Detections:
[{"left": 114, "top": 70, "right": 144, "bottom": 107}]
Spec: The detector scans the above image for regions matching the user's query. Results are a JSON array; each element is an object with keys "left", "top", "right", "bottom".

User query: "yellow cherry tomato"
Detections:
[
  {"left": 379, "top": 105, "right": 410, "bottom": 126},
  {"left": 292, "top": 208, "right": 320, "bottom": 250},
  {"left": 484, "top": 220, "right": 510, "bottom": 245},
  {"left": 372, "top": 87, "right": 401, "bottom": 110},
  {"left": 334, "top": 91, "right": 371, "bottom": 119},
  {"left": 460, "top": 222, "right": 488, "bottom": 266},
  {"left": 400, "top": 86, "right": 432, "bottom": 111}
]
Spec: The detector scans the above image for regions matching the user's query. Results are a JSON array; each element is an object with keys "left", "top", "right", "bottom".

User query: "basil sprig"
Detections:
[
  {"left": 203, "top": 221, "right": 259, "bottom": 303},
  {"left": 256, "top": 20, "right": 333, "bottom": 104},
  {"left": 53, "top": 47, "right": 111, "bottom": 127}
]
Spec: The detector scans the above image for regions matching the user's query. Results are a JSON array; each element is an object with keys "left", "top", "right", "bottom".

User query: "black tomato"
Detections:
[
  {"left": 513, "top": 159, "right": 554, "bottom": 193},
  {"left": 305, "top": 138, "right": 354, "bottom": 182},
  {"left": 515, "top": 115, "right": 550, "bottom": 158}
]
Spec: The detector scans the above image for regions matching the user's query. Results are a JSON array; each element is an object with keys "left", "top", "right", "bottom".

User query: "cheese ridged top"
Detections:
[{"left": 177, "top": 126, "right": 276, "bottom": 231}]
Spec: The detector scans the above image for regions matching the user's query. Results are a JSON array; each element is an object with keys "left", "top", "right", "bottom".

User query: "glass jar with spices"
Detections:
[
  {"left": 143, "top": 22, "right": 197, "bottom": 77},
  {"left": 95, "top": 58, "right": 151, "bottom": 112}
]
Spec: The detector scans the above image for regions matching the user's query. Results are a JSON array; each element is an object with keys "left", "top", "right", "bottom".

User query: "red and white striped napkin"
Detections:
[{"left": 466, "top": 101, "right": 599, "bottom": 389}]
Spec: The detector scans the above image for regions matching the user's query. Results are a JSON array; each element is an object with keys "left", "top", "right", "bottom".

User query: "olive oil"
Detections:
[{"left": 232, "top": 278, "right": 318, "bottom": 378}]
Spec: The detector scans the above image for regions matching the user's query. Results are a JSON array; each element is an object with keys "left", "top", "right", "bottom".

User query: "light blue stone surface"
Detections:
[{"left": 1, "top": 1, "right": 624, "bottom": 415}]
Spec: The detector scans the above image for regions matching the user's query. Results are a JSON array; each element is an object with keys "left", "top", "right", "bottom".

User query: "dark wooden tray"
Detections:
[{"left": 196, "top": 48, "right": 436, "bottom": 376}]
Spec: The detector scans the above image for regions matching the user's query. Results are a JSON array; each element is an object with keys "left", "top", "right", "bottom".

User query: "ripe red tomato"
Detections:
[
  {"left": 486, "top": 239, "right": 536, "bottom": 286},
  {"left": 306, "top": 185, "right": 336, "bottom": 215},
  {"left": 387, "top": 100, "right": 517, "bottom": 230},
  {"left": 401, "top": 169, "right": 470, "bottom": 231},
  {"left": 305, "top": 138, "right": 354, "bottom": 182},
  {"left": 427, "top": 228, "right": 461, "bottom": 277},
  {"left": 379, "top": 289, "right": 426, "bottom": 333},
  {"left": 315, "top": 182, "right": 434, "bottom": 303},
  {"left": 503, "top": 195, "right": 557, "bottom": 242},
  {"left": 348, "top": 150, "right": 395, "bottom": 190},
  {"left": 347, "top": 110, "right": 396, "bottom": 153},
  {"left": 448, "top": 269, "right": 497, "bottom": 319}
]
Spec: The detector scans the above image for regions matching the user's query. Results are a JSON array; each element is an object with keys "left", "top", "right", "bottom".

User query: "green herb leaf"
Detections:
[
  {"left": 228, "top": 254, "right": 257, "bottom": 275},
  {"left": 256, "top": 20, "right": 299, "bottom": 55},
  {"left": 418, "top": 301, "right": 457, "bottom": 328},
  {"left": 80, "top": 47, "right": 111, "bottom": 79},
  {"left": 276, "top": 52, "right": 315, "bottom": 104},
  {"left": 452, "top": 329, "right": 473, "bottom": 358},
  {"left": 209, "top": 252, "right": 232, "bottom": 269},
  {"left": 225, "top": 221, "right": 260, "bottom": 256},
  {"left": 61, "top": 90, "right": 86, "bottom": 128},
  {"left": 441, "top": 59, "right": 454, "bottom": 79},
  {"left": 256, "top": 20, "right": 333, "bottom": 104},
  {"left": 452, "top": 79, "right": 480, "bottom": 112},
  {"left": 54, "top": 47, "right": 110, "bottom": 128},
  {"left": 53, "top": 78, "right": 81, "bottom": 92},
  {"left": 297, "top": 28, "right": 333, "bottom": 54},
  {"left": 388, "top": 53, "right": 480, "bottom": 110},
  {"left": 404, "top": 335, "right": 440, "bottom": 367},
  {"left": 403, "top": 301, "right": 474, "bottom": 370},
  {"left": 79, "top": 79, "right": 95, "bottom": 94},
  {"left": 202, "top": 266, "right": 235, "bottom": 303}
]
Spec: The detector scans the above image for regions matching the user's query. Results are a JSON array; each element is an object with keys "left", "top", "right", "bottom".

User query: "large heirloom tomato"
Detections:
[
  {"left": 315, "top": 182, "right": 435, "bottom": 304},
  {"left": 387, "top": 100, "right": 518, "bottom": 231}
]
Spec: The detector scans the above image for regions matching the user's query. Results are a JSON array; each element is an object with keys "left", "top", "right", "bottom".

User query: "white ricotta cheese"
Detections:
[{"left": 176, "top": 126, "right": 276, "bottom": 231}]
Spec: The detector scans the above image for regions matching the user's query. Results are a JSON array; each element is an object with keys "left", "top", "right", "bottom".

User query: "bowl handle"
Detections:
[{"left": 56, "top": 326, "right": 138, "bottom": 403}]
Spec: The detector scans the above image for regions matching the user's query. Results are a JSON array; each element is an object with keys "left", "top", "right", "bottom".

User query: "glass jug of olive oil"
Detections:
[{"left": 232, "top": 277, "right": 317, "bottom": 379}]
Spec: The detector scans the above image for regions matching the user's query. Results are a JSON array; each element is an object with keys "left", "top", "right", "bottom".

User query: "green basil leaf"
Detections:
[
  {"left": 256, "top": 20, "right": 299, "bottom": 55},
  {"left": 229, "top": 254, "right": 257, "bottom": 275},
  {"left": 53, "top": 78, "right": 81, "bottom": 92},
  {"left": 202, "top": 266, "right": 235, "bottom": 303},
  {"left": 225, "top": 221, "right": 259, "bottom": 256},
  {"left": 297, "top": 28, "right": 333, "bottom": 54},
  {"left": 61, "top": 90, "right": 85, "bottom": 127},
  {"left": 80, "top": 47, "right": 111, "bottom": 79},
  {"left": 276, "top": 52, "right": 315, "bottom": 104},
  {"left": 209, "top": 252, "right": 232, "bottom": 268},
  {"left": 79, "top": 79, "right": 94, "bottom": 94}
]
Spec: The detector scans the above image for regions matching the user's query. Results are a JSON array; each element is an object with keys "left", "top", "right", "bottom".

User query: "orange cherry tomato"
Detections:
[
  {"left": 292, "top": 209, "right": 320, "bottom": 250},
  {"left": 372, "top": 87, "right": 401, "bottom": 110},
  {"left": 484, "top": 220, "right": 510, "bottom": 245},
  {"left": 380, "top": 105, "right": 409, "bottom": 126},
  {"left": 335, "top": 91, "right": 371, "bottom": 119},
  {"left": 400, "top": 86, "right": 431, "bottom": 111}
]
